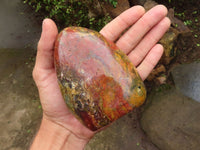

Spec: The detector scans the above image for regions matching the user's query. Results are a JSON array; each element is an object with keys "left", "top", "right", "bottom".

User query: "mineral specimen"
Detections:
[{"left": 54, "top": 27, "right": 146, "bottom": 131}]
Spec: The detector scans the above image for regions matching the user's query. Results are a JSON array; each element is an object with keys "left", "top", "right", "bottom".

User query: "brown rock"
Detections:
[
  {"left": 147, "top": 65, "right": 166, "bottom": 81},
  {"left": 86, "top": 0, "right": 105, "bottom": 18},
  {"left": 143, "top": 0, "right": 158, "bottom": 11},
  {"left": 86, "top": 110, "right": 159, "bottom": 150},
  {"left": 159, "top": 8, "right": 192, "bottom": 65},
  {"left": 167, "top": 8, "right": 190, "bottom": 33},
  {"left": 104, "top": 0, "right": 130, "bottom": 18},
  {"left": 141, "top": 2, "right": 192, "bottom": 66},
  {"left": 159, "top": 27, "right": 178, "bottom": 64},
  {"left": 155, "top": 75, "right": 167, "bottom": 85},
  {"left": 141, "top": 88, "right": 200, "bottom": 150},
  {"left": 155, "top": 65, "right": 166, "bottom": 73},
  {"left": 129, "top": 0, "right": 148, "bottom": 6}
]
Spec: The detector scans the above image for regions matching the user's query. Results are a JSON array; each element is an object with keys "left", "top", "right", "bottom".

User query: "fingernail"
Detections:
[
  {"left": 42, "top": 19, "right": 47, "bottom": 27},
  {"left": 40, "top": 19, "right": 47, "bottom": 40},
  {"left": 42, "top": 19, "right": 49, "bottom": 34}
]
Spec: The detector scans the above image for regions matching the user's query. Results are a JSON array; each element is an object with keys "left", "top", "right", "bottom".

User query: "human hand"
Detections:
[
  {"left": 100, "top": 5, "right": 170, "bottom": 81},
  {"left": 31, "top": 5, "right": 170, "bottom": 150}
]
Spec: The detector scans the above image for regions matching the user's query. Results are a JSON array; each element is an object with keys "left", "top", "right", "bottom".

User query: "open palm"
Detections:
[{"left": 33, "top": 5, "right": 170, "bottom": 144}]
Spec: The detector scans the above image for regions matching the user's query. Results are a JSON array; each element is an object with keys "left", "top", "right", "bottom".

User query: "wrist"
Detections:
[{"left": 30, "top": 116, "right": 89, "bottom": 150}]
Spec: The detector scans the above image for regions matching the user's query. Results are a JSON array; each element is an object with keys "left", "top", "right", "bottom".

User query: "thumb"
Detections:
[{"left": 35, "top": 18, "right": 58, "bottom": 70}]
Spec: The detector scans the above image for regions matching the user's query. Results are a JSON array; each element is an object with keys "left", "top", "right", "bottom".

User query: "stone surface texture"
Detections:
[
  {"left": 104, "top": 0, "right": 130, "bottom": 18},
  {"left": 172, "top": 62, "right": 200, "bottom": 102},
  {"left": 143, "top": 0, "right": 158, "bottom": 11},
  {"left": 141, "top": 88, "right": 200, "bottom": 150},
  {"left": 143, "top": 0, "right": 192, "bottom": 65},
  {"left": 85, "top": 110, "right": 159, "bottom": 150},
  {"left": 129, "top": 0, "right": 148, "bottom": 5},
  {"left": 54, "top": 27, "right": 146, "bottom": 130}
]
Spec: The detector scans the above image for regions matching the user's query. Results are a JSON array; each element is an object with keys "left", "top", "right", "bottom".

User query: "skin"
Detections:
[{"left": 31, "top": 5, "right": 170, "bottom": 150}]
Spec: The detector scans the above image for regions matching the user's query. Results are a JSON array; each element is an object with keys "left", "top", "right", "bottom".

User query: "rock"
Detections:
[
  {"left": 159, "top": 8, "right": 192, "bottom": 65},
  {"left": 167, "top": 8, "right": 190, "bottom": 33},
  {"left": 12, "top": 79, "right": 17, "bottom": 84},
  {"left": 54, "top": 27, "right": 146, "bottom": 131},
  {"left": 140, "top": 2, "right": 192, "bottom": 66},
  {"left": 144, "top": 0, "right": 158, "bottom": 11},
  {"left": 171, "top": 62, "right": 200, "bottom": 103},
  {"left": 138, "top": 1, "right": 178, "bottom": 65},
  {"left": 147, "top": 64, "right": 166, "bottom": 81},
  {"left": 85, "top": 110, "right": 159, "bottom": 150},
  {"left": 86, "top": 0, "right": 104, "bottom": 18},
  {"left": 103, "top": 0, "right": 130, "bottom": 18},
  {"left": 86, "top": 0, "right": 130, "bottom": 20},
  {"left": 129, "top": 0, "right": 148, "bottom": 6},
  {"left": 159, "top": 27, "right": 179, "bottom": 65},
  {"left": 129, "top": 0, "right": 159, "bottom": 8},
  {"left": 141, "top": 88, "right": 200, "bottom": 150},
  {"left": 155, "top": 75, "right": 167, "bottom": 85}
]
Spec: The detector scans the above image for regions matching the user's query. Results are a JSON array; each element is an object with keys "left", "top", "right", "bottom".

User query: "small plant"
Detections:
[
  {"left": 175, "top": 12, "right": 185, "bottom": 18},
  {"left": 38, "top": 105, "right": 42, "bottom": 109},
  {"left": 136, "top": 142, "right": 140, "bottom": 146},
  {"left": 192, "top": 10, "right": 198, "bottom": 15},
  {"left": 184, "top": 20, "right": 192, "bottom": 26},
  {"left": 27, "top": 129, "right": 31, "bottom": 133},
  {"left": 103, "top": 0, "right": 118, "bottom": 7},
  {"left": 23, "top": 0, "right": 115, "bottom": 31}
]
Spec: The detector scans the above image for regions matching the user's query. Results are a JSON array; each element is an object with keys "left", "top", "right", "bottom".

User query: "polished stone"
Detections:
[{"left": 54, "top": 27, "right": 146, "bottom": 130}]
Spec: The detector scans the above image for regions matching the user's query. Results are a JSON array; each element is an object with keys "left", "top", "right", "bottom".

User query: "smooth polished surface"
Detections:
[{"left": 54, "top": 27, "right": 146, "bottom": 130}]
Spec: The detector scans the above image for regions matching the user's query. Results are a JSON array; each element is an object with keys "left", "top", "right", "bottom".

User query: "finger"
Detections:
[
  {"left": 35, "top": 18, "right": 58, "bottom": 70},
  {"left": 100, "top": 5, "right": 145, "bottom": 41},
  {"left": 137, "top": 44, "right": 164, "bottom": 80},
  {"left": 129, "top": 17, "right": 171, "bottom": 66},
  {"left": 116, "top": 5, "right": 168, "bottom": 54}
]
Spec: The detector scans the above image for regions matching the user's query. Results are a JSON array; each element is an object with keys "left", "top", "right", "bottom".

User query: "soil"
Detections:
[
  {"left": 26, "top": 0, "right": 200, "bottom": 65},
  {"left": 132, "top": 0, "right": 200, "bottom": 92},
  {"left": 155, "top": 0, "right": 200, "bottom": 64},
  {"left": 0, "top": 0, "right": 42, "bottom": 149}
]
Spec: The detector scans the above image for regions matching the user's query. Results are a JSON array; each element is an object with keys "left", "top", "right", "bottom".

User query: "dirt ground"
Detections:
[
  {"left": 0, "top": 49, "right": 42, "bottom": 150},
  {"left": 0, "top": 0, "right": 42, "bottom": 149},
  {"left": 156, "top": 0, "right": 200, "bottom": 63}
]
